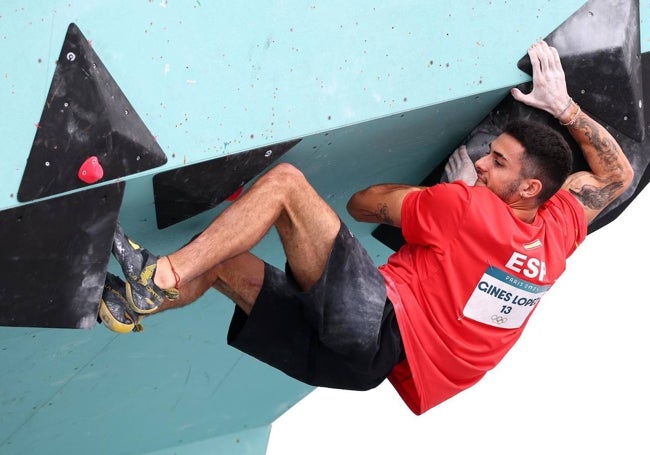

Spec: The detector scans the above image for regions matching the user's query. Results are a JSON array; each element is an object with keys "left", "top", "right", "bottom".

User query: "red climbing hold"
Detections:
[
  {"left": 77, "top": 156, "right": 104, "bottom": 184},
  {"left": 226, "top": 186, "right": 244, "bottom": 201}
]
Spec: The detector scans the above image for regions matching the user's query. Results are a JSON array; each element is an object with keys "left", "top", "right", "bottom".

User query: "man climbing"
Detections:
[{"left": 99, "top": 41, "right": 633, "bottom": 415}]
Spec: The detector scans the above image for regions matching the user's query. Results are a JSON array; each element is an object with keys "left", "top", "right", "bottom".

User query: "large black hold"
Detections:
[
  {"left": 0, "top": 183, "right": 124, "bottom": 328},
  {"left": 153, "top": 139, "right": 301, "bottom": 229}
]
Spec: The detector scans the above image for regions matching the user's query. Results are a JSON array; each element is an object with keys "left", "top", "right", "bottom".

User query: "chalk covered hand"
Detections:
[
  {"left": 510, "top": 41, "right": 572, "bottom": 118},
  {"left": 444, "top": 145, "right": 477, "bottom": 185}
]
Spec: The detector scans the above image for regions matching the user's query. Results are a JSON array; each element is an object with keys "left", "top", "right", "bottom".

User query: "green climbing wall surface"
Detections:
[{"left": 1, "top": 1, "right": 647, "bottom": 454}]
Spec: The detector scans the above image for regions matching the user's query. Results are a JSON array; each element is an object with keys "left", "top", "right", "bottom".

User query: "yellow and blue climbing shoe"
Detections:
[
  {"left": 111, "top": 223, "right": 179, "bottom": 314},
  {"left": 99, "top": 273, "right": 144, "bottom": 333}
]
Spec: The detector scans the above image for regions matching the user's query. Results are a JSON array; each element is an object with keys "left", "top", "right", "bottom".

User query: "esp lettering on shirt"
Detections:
[{"left": 505, "top": 252, "right": 546, "bottom": 282}]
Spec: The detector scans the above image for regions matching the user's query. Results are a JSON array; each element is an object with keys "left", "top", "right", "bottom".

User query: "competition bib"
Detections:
[{"left": 463, "top": 266, "right": 551, "bottom": 329}]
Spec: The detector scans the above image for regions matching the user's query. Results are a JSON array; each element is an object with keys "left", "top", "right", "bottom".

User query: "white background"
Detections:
[{"left": 267, "top": 184, "right": 650, "bottom": 455}]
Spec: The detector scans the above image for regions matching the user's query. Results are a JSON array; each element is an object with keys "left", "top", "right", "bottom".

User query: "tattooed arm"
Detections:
[
  {"left": 347, "top": 184, "right": 423, "bottom": 227},
  {"left": 511, "top": 41, "right": 634, "bottom": 224},
  {"left": 559, "top": 109, "right": 634, "bottom": 224}
]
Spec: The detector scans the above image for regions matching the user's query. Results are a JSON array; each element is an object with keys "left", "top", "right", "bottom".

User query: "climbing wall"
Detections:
[{"left": 0, "top": 1, "right": 647, "bottom": 454}]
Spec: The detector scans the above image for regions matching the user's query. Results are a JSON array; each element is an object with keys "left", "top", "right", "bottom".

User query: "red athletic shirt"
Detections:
[{"left": 379, "top": 181, "right": 587, "bottom": 415}]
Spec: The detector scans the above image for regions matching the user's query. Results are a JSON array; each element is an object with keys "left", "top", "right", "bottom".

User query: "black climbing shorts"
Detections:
[{"left": 227, "top": 222, "right": 404, "bottom": 391}]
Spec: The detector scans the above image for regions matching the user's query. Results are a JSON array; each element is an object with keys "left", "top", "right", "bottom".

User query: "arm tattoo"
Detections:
[
  {"left": 571, "top": 115, "right": 627, "bottom": 208},
  {"left": 569, "top": 181, "right": 624, "bottom": 210},
  {"left": 356, "top": 203, "right": 395, "bottom": 225},
  {"left": 575, "top": 116, "right": 622, "bottom": 174},
  {"left": 375, "top": 203, "right": 394, "bottom": 225}
]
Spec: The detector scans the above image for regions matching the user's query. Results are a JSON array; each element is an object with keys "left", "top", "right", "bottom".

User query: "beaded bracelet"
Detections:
[{"left": 559, "top": 103, "right": 581, "bottom": 127}]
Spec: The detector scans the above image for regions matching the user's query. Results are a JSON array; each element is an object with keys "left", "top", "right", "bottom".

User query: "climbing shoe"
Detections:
[
  {"left": 111, "top": 223, "right": 179, "bottom": 314},
  {"left": 99, "top": 273, "right": 144, "bottom": 333}
]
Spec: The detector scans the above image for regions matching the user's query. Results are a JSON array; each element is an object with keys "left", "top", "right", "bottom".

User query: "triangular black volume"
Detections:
[
  {"left": 153, "top": 139, "right": 302, "bottom": 229},
  {"left": 17, "top": 23, "right": 167, "bottom": 202},
  {"left": 517, "top": 0, "right": 644, "bottom": 142},
  {"left": 0, "top": 182, "right": 124, "bottom": 329}
]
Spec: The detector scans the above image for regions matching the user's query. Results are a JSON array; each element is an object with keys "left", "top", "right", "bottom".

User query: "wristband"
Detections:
[
  {"left": 555, "top": 97, "right": 573, "bottom": 119},
  {"left": 559, "top": 103, "right": 581, "bottom": 127}
]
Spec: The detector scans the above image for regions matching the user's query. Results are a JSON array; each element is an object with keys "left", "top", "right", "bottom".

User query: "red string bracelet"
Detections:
[{"left": 166, "top": 255, "right": 181, "bottom": 290}]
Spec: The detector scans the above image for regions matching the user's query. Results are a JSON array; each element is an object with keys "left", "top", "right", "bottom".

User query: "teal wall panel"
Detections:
[
  {"left": 0, "top": 0, "right": 586, "bottom": 210},
  {"left": 2, "top": 1, "right": 644, "bottom": 454},
  {"left": 143, "top": 426, "right": 272, "bottom": 455}
]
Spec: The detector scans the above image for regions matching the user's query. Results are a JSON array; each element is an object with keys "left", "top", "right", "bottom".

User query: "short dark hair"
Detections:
[{"left": 502, "top": 120, "right": 573, "bottom": 203}]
